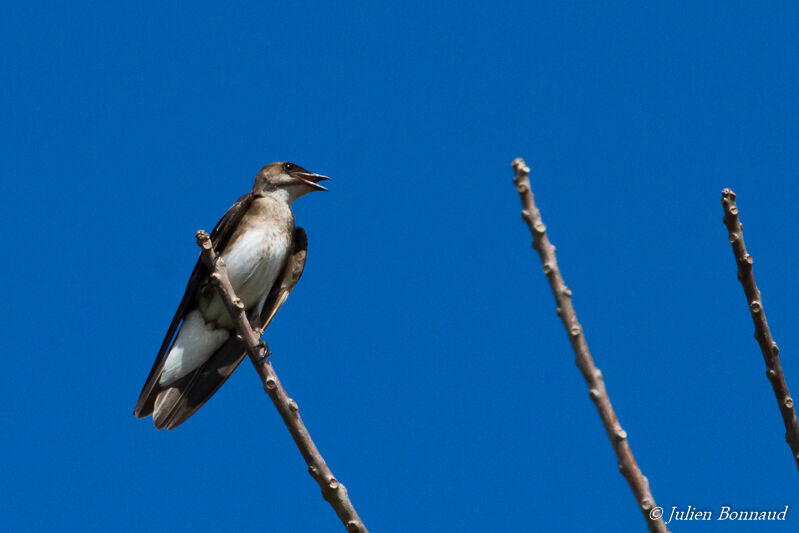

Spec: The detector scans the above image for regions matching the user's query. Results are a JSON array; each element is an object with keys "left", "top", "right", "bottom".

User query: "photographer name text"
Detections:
[{"left": 649, "top": 505, "right": 789, "bottom": 524}]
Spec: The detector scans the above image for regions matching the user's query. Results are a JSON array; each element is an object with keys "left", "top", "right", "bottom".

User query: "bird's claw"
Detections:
[{"left": 257, "top": 340, "right": 271, "bottom": 360}]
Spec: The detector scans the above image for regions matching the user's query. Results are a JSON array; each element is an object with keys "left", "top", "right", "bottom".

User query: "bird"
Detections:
[{"left": 134, "top": 161, "right": 330, "bottom": 430}]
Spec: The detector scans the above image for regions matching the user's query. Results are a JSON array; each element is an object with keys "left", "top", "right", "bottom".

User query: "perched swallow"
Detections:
[{"left": 134, "top": 162, "right": 330, "bottom": 429}]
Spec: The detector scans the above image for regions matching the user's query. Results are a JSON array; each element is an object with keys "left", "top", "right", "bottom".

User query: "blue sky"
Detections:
[{"left": 2, "top": 1, "right": 798, "bottom": 531}]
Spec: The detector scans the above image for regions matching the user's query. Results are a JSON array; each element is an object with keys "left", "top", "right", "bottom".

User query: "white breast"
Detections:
[
  {"left": 223, "top": 224, "right": 291, "bottom": 311},
  {"left": 198, "top": 218, "right": 292, "bottom": 329}
]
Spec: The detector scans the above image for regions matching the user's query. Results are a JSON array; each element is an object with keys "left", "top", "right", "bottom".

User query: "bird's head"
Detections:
[{"left": 252, "top": 162, "right": 331, "bottom": 203}]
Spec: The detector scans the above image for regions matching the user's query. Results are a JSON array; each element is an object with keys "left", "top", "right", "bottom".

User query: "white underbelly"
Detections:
[
  {"left": 224, "top": 228, "right": 289, "bottom": 313},
  {"left": 160, "top": 309, "right": 230, "bottom": 384}
]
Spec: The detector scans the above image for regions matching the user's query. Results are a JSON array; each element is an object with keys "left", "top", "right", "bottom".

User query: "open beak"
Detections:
[{"left": 294, "top": 172, "right": 331, "bottom": 191}]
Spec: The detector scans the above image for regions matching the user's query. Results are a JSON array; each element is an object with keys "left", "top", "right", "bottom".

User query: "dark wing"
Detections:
[
  {"left": 151, "top": 337, "right": 244, "bottom": 430},
  {"left": 133, "top": 193, "right": 255, "bottom": 419},
  {"left": 257, "top": 228, "right": 308, "bottom": 330},
  {"left": 153, "top": 227, "right": 309, "bottom": 430},
  {"left": 208, "top": 192, "right": 257, "bottom": 251}
]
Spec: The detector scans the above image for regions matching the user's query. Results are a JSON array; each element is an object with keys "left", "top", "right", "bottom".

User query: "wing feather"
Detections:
[{"left": 133, "top": 193, "right": 254, "bottom": 418}]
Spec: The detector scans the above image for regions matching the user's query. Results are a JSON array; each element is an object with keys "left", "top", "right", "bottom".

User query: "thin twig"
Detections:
[
  {"left": 195, "top": 230, "right": 369, "bottom": 533},
  {"left": 510, "top": 159, "right": 668, "bottom": 532},
  {"left": 720, "top": 189, "right": 799, "bottom": 470}
]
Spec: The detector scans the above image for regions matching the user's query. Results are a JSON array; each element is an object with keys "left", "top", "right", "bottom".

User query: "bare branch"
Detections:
[
  {"left": 510, "top": 159, "right": 668, "bottom": 532},
  {"left": 720, "top": 189, "right": 799, "bottom": 470},
  {"left": 195, "top": 230, "right": 369, "bottom": 533}
]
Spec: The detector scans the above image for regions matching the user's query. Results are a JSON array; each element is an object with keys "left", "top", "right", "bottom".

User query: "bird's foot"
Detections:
[{"left": 257, "top": 340, "right": 271, "bottom": 360}]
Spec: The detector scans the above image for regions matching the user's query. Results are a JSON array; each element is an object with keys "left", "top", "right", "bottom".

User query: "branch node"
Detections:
[
  {"left": 614, "top": 428, "right": 628, "bottom": 441},
  {"left": 289, "top": 399, "right": 299, "bottom": 413},
  {"left": 750, "top": 300, "right": 762, "bottom": 313},
  {"left": 233, "top": 297, "right": 245, "bottom": 310},
  {"left": 533, "top": 222, "right": 546, "bottom": 234},
  {"left": 511, "top": 157, "right": 530, "bottom": 175},
  {"left": 560, "top": 286, "right": 572, "bottom": 297},
  {"left": 542, "top": 263, "right": 553, "bottom": 275},
  {"left": 196, "top": 229, "right": 211, "bottom": 246},
  {"left": 347, "top": 521, "right": 361, "bottom": 532},
  {"left": 786, "top": 397, "right": 794, "bottom": 409},
  {"left": 265, "top": 377, "right": 277, "bottom": 391},
  {"left": 569, "top": 325, "right": 581, "bottom": 337}
]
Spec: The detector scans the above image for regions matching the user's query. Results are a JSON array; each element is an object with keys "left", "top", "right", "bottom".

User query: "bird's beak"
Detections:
[{"left": 294, "top": 172, "right": 331, "bottom": 191}]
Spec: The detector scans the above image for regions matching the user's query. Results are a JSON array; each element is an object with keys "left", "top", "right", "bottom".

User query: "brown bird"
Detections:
[{"left": 134, "top": 162, "right": 330, "bottom": 429}]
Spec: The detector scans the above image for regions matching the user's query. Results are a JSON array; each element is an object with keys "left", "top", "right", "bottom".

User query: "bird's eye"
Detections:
[{"left": 283, "top": 163, "right": 294, "bottom": 172}]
